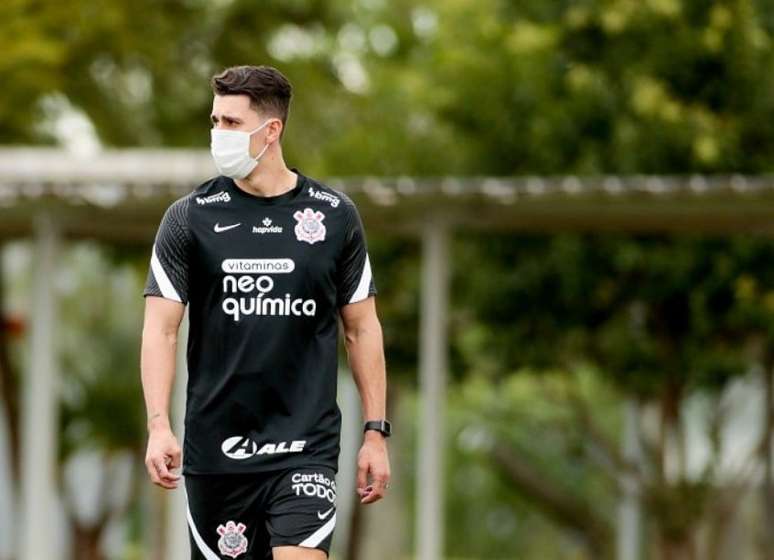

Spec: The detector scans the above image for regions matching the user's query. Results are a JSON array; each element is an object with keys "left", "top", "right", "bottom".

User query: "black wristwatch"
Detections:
[{"left": 364, "top": 419, "right": 392, "bottom": 438}]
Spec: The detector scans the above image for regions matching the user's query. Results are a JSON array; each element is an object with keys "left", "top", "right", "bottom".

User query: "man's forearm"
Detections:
[
  {"left": 344, "top": 316, "right": 387, "bottom": 421},
  {"left": 140, "top": 327, "right": 178, "bottom": 432}
]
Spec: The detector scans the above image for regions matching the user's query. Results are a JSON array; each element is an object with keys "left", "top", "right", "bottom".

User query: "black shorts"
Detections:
[{"left": 184, "top": 464, "right": 338, "bottom": 559}]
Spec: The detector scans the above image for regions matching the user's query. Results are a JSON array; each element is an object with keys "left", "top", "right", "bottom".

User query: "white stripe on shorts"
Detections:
[
  {"left": 298, "top": 512, "right": 337, "bottom": 548},
  {"left": 184, "top": 488, "right": 220, "bottom": 560}
]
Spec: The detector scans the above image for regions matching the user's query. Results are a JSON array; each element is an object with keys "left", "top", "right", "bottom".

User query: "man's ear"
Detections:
[{"left": 270, "top": 118, "right": 283, "bottom": 142}]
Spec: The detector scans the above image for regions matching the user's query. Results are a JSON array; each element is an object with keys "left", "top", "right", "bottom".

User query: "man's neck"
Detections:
[{"left": 234, "top": 158, "right": 297, "bottom": 198}]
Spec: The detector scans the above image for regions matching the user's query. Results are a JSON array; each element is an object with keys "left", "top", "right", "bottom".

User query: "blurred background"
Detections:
[{"left": 2, "top": 0, "right": 774, "bottom": 559}]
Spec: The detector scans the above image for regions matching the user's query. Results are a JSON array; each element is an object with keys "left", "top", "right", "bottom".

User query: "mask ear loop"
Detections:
[
  {"left": 254, "top": 141, "right": 271, "bottom": 161},
  {"left": 251, "top": 118, "right": 276, "bottom": 161},
  {"left": 247, "top": 118, "right": 274, "bottom": 135}
]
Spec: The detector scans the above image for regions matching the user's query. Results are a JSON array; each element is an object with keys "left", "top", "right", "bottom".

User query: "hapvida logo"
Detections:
[{"left": 252, "top": 217, "right": 283, "bottom": 234}]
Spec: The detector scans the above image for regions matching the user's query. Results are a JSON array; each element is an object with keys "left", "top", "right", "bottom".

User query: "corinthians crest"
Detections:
[
  {"left": 216, "top": 520, "right": 248, "bottom": 558},
  {"left": 294, "top": 208, "right": 326, "bottom": 244}
]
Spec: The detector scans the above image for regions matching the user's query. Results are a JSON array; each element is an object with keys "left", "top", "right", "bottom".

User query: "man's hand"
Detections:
[
  {"left": 356, "top": 431, "right": 391, "bottom": 504},
  {"left": 145, "top": 420, "right": 182, "bottom": 489}
]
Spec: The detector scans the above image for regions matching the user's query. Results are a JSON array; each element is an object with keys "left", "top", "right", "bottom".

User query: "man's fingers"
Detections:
[
  {"left": 360, "top": 485, "right": 385, "bottom": 504},
  {"left": 145, "top": 432, "right": 182, "bottom": 489},
  {"left": 372, "top": 477, "right": 390, "bottom": 489},
  {"left": 145, "top": 458, "right": 161, "bottom": 485},
  {"left": 372, "top": 469, "right": 390, "bottom": 486},
  {"left": 155, "top": 456, "right": 171, "bottom": 478},
  {"left": 146, "top": 458, "right": 173, "bottom": 488},
  {"left": 151, "top": 456, "right": 179, "bottom": 488},
  {"left": 161, "top": 457, "right": 181, "bottom": 481},
  {"left": 170, "top": 448, "right": 182, "bottom": 469},
  {"left": 356, "top": 460, "right": 368, "bottom": 492},
  {"left": 359, "top": 474, "right": 391, "bottom": 504}
]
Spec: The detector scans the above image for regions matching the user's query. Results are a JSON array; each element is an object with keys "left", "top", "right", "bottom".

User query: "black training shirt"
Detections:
[{"left": 143, "top": 168, "right": 377, "bottom": 475}]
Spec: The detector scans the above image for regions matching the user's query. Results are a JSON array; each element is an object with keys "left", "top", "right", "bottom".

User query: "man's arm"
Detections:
[
  {"left": 340, "top": 295, "right": 391, "bottom": 504},
  {"left": 141, "top": 295, "right": 185, "bottom": 489}
]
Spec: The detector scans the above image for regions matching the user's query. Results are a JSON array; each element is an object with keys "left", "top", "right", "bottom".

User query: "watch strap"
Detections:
[{"left": 364, "top": 419, "right": 392, "bottom": 437}]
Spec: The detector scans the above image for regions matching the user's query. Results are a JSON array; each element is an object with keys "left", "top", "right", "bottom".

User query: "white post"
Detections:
[
  {"left": 20, "top": 212, "right": 60, "bottom": 560},
  {"left": 416, "top": 218, "right": 449, "bottom": 560},
  {"left": 617, "top": 398, "right": 642, "bottom": 560},
  {"left": 166, "top": 307, "right": 189, "bottom": 560},
  {"left": 0, "top": 245, "right": 13, "bottom": 560},
  {"left": 332, "top": 368, "right": 360, "bottom": 556}
]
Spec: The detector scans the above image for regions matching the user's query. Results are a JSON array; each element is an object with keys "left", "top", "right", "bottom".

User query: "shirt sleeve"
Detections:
[
  {"left": 336, "top": 197, "right": 377, "bottom": 307},
  {"left": 143, "top": 196, "right": 191, "bottom": 305}
]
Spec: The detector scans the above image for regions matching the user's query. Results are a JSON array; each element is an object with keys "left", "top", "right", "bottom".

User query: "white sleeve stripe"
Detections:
[
  {"left": 185, "top": 499, "right": 220, "bottom": 560},
  {"left": 150, "top": 243, "right": 182, "bottom": 303},
  {"left": 298, "top": 512, "right": 336, "bottom": 548},
  {"left": 348, "top": 253, "right": 372, "bottom": 304}
]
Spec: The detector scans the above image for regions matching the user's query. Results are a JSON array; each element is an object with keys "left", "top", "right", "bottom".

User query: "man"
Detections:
[{"left": 140, "top": 64, "right": 391, "bottom": 560}]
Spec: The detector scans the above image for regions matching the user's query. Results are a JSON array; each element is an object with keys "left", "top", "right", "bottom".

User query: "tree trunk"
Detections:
[
  {"left": 72, "top": 523, "right": 106, "bottom": 560},
  {"left": 659, "top": 534, "right": 697, "bottom": 560},
  {"left": 653, "top": 381, "right": 699, "bottom": 560},
  {"left": 492, "top": 442, "right": 614, "bottom": 558}
]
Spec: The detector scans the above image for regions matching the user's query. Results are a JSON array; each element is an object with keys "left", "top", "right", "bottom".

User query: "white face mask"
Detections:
[{"left": 210, "top": 118, "right": 274, "bottom": 179}]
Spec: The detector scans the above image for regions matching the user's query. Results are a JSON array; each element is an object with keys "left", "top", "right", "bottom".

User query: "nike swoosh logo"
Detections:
[
  {"left": 214, "top": 222, "right": 241, "bottom": 233},
  {"left": 317, "top": 506, "right": 334, "bottom": 520}
]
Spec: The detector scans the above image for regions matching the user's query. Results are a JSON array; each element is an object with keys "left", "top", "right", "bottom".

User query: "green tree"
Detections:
[{"left": 450, "top": 233, "right": 774, "bottom": 559}]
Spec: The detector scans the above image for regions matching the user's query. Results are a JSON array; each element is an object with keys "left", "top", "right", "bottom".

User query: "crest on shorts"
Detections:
[
  {"left": 294, "top": 208, "right": 326, "bottom": 244},
  {"left": 216, "top": 520, "right": 248, "bottom": 558}
]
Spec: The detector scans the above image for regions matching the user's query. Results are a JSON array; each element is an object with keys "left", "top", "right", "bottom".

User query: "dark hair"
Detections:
[{"left": 210, "top": 65, "right": 293, "bottom": 138}]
